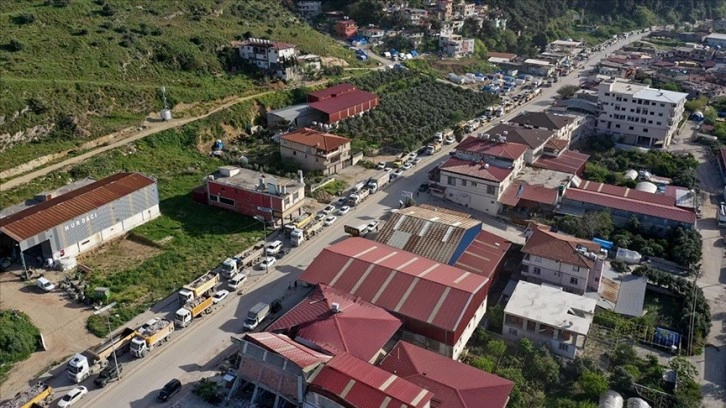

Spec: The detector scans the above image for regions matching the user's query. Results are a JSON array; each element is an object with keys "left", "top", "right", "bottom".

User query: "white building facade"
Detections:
[
  {"left": 596, "top": 80, "right": 688, "bottom": 147},
  {"left": 239, "top": 39, "right": 298, "bottom": 80}
]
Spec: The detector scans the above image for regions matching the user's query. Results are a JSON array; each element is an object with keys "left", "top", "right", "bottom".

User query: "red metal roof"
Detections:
[
  {"left": 439, "top": 157, "right": 513, "bottom": 182},
  {"left": 533, "top": 150, "right": 590, "bottom": 175},
  {"left": 266, "top": 284, "right": 401, "bottom": 362},
  {"left": 379, "top": 341, "right": 514, "bottom": 408},
  {"left": 310, "top": 353, "right": 434, "bottom": 408},
  {"left": 453, "top": 230, "right": 511, "bottom": 280},
  {"left": 487, "top": 51, "right": 517, "bottom": 60},
  {"left": 244, "top": 332, "right": 332, "bottom": 370},
  {"left": 574, "top": 180, "right": 675, "bottom": 206},
  {"left": 499, "top": 182, "right": 559, "bottom": 207},
  {"left": 298, "top": 238, "right": 489, "bottom": 338},
  {"left": 456, "top": 137, "right": 528, "bottom": 161},
  {"left": 281, "top": 128, "right": 351, "bottom": 152},
  {"left": 308, "top": 89, "right": 379, "bottom": 115},
  {"left": 0, "top": 173, "right": 155, "bottom": 242},
  {"left": 563, "top": 188, "right": 697, "bottom": 225},
  {"left": 308, "top": 83, "right": 357, "bottom": 101},
  {"left": 522, "top": 223, "right": 600, "bottom": 269}
]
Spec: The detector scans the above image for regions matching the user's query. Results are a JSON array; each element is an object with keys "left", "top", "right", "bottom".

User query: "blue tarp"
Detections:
[
  {"left": 410, "top": 50, "right": 419, "bottom": 57},
  {"left": 593, "top": 238, "right": 613, "bottom": 250}
]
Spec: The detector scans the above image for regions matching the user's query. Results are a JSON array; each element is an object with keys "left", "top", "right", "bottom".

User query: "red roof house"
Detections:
[
  {"left": 453, "top": 230, "right": 511, "bottom": 280},
  {"left": 307, "top": 84, "right": 379, "bottom": 124},
  {"left": 309, "top": 353, "right": 434, "bottom": 408},
  {"left": 267, "top": 284, "right": 402, "bottom": 363},
  {"left": 379, "top": 341, "right": 514, "bottom": 408},
  {"left": 299, "top": 237, "right": 491, "bottom": 358}
]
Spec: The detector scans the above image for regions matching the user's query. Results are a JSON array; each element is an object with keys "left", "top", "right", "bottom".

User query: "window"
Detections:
[
  {"left": 209, "top": 195, "right": 219, "bottom": 202},
  {"left": 558, "top": 342, "right": 569, "bottom": 351},
  {"left": 462, "top": 179, "right": 468, "bottom": 187},
  {"left": 533, "top": 267, "right": 541, "bottom": 275},
  {"left": 656, "top": 122, "right": 661, "bottom": 126},
  {"left": 615, "top": 124, "right": 620, "bottom": 128},
  {"left": 660, "top": 103, "right": 665, "bottom": 107},
  {"left": 448, "top": 177, "right": 456, "bottom": 186},
  {"left": 570, "top": 277, "right": 579, "bottom": 285},
  {"left": 292, "top": 151, "right": 296, "bottom": 156},
  {"left": 472, "top": 182, "right": 477, "bottom": 187},
  {"left": 219, "top": 197, "right": 235, "bottom": 206},
  {"left": 628, "top": 126, "right": 634, "bottom": 130},
  {"left": 81, "top": 240, "right": 90, "bottom": 245},
  {"left": 527, "top": 320, "right": 536, "bottom": 332},
  {"left": 658, "top": 112, "right": 663, "bottom": 116},
  {"left": 533, "top": 256, "right": 542, "bottom": 262},
  {"left": 648, "top": 120, "right": 653, "bottom": 124},
  {"left": 505, "top": 314, "right": 523, "bottom": 326},
  {"left": 643, "top": 128, "right": 648, "bottom": 133},
  {"left": 508, "top": 327, "right": 519, "bottom": 336},
  {"left": 486, "top": 185, "right": 496, "bottom": 195},
  {"left": 572, "top": 265, "right": 579, "bottom": 272}
]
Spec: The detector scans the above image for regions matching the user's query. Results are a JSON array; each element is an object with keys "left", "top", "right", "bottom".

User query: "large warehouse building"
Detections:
[{"left": 0, "top": 172, "right": 160, "bottom": 263}]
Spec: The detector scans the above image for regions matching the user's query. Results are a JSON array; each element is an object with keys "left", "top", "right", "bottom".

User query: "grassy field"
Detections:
[
  {"left": 0, "top": 0, "right": 357, "bottom": 171},
  {"left": 0, "top": 91, "right": 299, "bottom": 336}
]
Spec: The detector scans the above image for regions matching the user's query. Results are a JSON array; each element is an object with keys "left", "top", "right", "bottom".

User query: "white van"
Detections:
[
  {"left": 36, "top": 277, "right": 55, "bottom": 292},
  {"left": 228, "top": 273, "right": 248, "bottom": 290}
]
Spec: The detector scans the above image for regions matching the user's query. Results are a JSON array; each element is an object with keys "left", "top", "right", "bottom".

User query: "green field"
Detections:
[{"left": 0, "top": 0, "right": 357, "bottom": 171}]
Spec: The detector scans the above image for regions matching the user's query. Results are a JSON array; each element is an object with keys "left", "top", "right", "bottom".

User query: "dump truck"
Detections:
[
  {"left": 0, "top": 383, "right": 53, "bottom": 408},
  {"left": 242, "top": 300, "right": 282, "bottom": 331},
  {"left": 237, "top": 240, "right": 266, "bottom": 267},
  {"left": 130, "top": 318, "right": 175, "bottom": 358},
  {"left": 178, "top": 271, "right": 220, "bottom": 305},
  {"left": 347, "top": 188, "right": 370, "bottom": 206},
  {"left": 67, "top": 327, "right": 138, "bottom": 383},
  {"left": 217, "top": 257, "right": 242, "bottom": 279},
  {"left": 367, "top": 171, "right": 390, "bottom": 193},
  {"left": 303, "top": 218, "right": 324, "bottom": 239},
  {"left": 344, "top": 224, "right": 369, "bottom": 237},
  {"left": 175, "top": 295, "right": 214, "bottom": 328}
]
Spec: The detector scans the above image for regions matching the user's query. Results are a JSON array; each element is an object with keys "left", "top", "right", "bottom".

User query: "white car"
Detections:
[
  {"left": 412, "top": 158, "right": 422, "bottom": 165},
  {"left": 444, "top": 136, "right": 456, "bottom": 144},
  {"left": 315, "top": 212, "right": 326, "bottom": 221},
  {"left": 384, "top": 167, "right": 393, "bottom": 173},
  {"left": 408, "top": 152, "right": 417, "bottom": 160},
  {"left": 58, "top": 386, "right": 88, "bottom": 408},
  {"left": 337, "top": 206, "right": 351, "bottom": 215},
  {"left": 402, "top": 163, "right": 412, "bottom": 170},
  {"left": 393, "top": 169, "right": 404, "bottom": 177},
  {"left": 367, "top": 221, "right": 379, "bottom": 232},
  {"left": 265, "top": 240, "right": 283, "bottom": 255},
  {"left": 376, "top": 161, "right": 387, "bottom": 170},
  {"left": 324, "top": 216, "right": 337, "bottom": 226},
  {"left": 322, "top": 205, "right": 335, "bottom": 214},
  {"left": 212, "top": 290, "right": 230, "bottom": 304},
  {"left": 258, "top": 256, "right": 277, "bottom": 270}
]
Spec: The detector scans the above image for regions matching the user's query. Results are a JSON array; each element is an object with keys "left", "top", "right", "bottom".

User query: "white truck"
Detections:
[
  {"left": 243, "top": 302, "right": 272, "bottom": 331},
  {"left": 178, "top": 271, "right": 220, "bottom": 305},
  {"left": 218, "top": 258, "right": 242, "bottom": 279},
  {"left": 67, "top": 327, "right": 138, "bottom": 383},
  {"left": 129, "top": 318, "right": 174, "bottom": 358},
  {"left": 718, "top": 202, "right": 726, "bottom": 228},
  {"left": 344, "top": 224, "right": 369, "bottom": 237},
  {"left": 291, "top": 228, "right": 304, "bottom": 247},
  {"left": 348, "top": 188, "right": 370, "bottom": 206},
  {"left": 367, "top": 171, "right": 390, "bottom": 193}
]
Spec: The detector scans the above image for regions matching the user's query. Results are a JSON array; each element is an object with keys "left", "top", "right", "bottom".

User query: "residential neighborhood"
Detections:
[{"left": 2, "top": 1, "right": 726, "bottom": 408}]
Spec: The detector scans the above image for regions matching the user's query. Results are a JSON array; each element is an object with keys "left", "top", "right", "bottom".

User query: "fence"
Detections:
[{"left": 307, "top": 177, "right": 336, "bottom": 193}]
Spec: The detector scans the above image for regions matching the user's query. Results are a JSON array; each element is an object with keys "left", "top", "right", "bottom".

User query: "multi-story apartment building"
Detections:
[
  {"left": 520, "top": 223, "right": 603, "bottom": 295},
  {"left": 596, "top": 80, "right": 688, "bottom": 147},
  {"left": 454, "top": 1, "right": 476, "bottom": 18},
  {"left": 238, "top": 39, "right": 298, "bottom": 80},
  {"left": 204, "top": 167, "right": 306, "bottom": 227},
  {"left": 439, "top": 33, "right": 475, "bottom": 58},
  {"left": 279, "top": 128, "right": 352, "bottom": 175},
  {"left": 439, "top": 137, "right": 528, "bottom": 214},
  {"left": 296, "top": 1, "right": 321, "bottom": 20},
  {"left": 503, "top": 281, "right": 596, "bottom": 359}
]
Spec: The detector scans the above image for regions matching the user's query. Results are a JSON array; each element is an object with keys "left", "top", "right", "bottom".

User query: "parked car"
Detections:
[
  {"left": 376, "top": 161, "right": 387, "bottom": 170},
  {"left": 337, "top": 206, "right": 351, "bottom": 215},
  {"left": 94, "top": 363, "right": 123, "bottom": 388},
  {"left": 157, "top": 379, "right": 182, "bottom": 402},
  {"left": 36, "top": 277, "right": 55, "bottom": 292},
  {"left": 258, "top": 257, "right": 277, "bottom": 270},
  {"left": 393, "top": 169, "right": 404, "bottom": 177},
  {"left": 408, "top": 152, "right": 417, "bottom": 160},
  {"left": 402, "top": 163, "right": 412, "bottom": 170},
  {"left": 412, "top": 158, "right": 422, "bottom": 165},
  {"left": 58, "top": 386, "right": 88, "bottom": 407},
  {"left": 367, "top": 221, "right": 379, "bottom": 232},
  {"left": 336, "top": 197, "right": 347, "bottom": 206},
  {"left": 315, "top": 212, "right": 325, "bottom": 221},
  {"left": 324, "top": 216, "right": 338, "bottom": 226},
  {"left": 322, "top": 205, "right": 335, "bottom": 214},
  {"left": 276, "top": 248, "right": 291, "bottom": 259},
  {"left": 418, "top": 183, "right": 430, "bottom": 193},
  {"left": 228, "top": 273, "right": 248, "bottom": 289},
  {"left": 444, "top": 136, "right": 456, "bottom": 144},
  {"left": 265, "top": 240, "right": 283, "bottom": 255},
  {"left": 212, "top": 290, "right": 230, "bottom": 304}
]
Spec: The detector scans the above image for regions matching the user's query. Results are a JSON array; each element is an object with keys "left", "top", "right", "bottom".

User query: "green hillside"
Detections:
[{"left": 0, "top": 0, "right": 355, "bottom": 163}]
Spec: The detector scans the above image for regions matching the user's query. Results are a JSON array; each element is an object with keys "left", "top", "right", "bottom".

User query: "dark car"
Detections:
[
  {"left": 276, "top": 248, "right": 291, "bottom": 259},
  {"left": 94, "top": 363, "right": 123, "bottom": 388},
  {"left": 157, "top": 378, "right": 182, "bottom": 402},
  {"left": 418, "top": 183, "right": 430, "bottom": 193}
]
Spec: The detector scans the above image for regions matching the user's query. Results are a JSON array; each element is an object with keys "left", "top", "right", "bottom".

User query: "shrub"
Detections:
[
  {"left": 8, "top": 39, "right": 25, "bottom": 52},
  {"left": 0, "top": 310, "right": 41, "bottom": 381},
  {"left": 11, "top": 13, "right": 35, "bottom": 25}
]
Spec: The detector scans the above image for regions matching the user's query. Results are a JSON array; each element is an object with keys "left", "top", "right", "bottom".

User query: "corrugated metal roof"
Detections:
[
  {"left": 533, "top": 150, "right": 590, "bottom": 175},
  {"left": 299, "top": 238, "right": 489, "bottom": 337},
  {"left": 309, "top": 90, "right": 378, "bottom": 115},
  {"left": 453, "top": 230, "right": 511, "bottom": 279},
  {"left": 0, "top": 173, "right": 155, "bottom": 242},
  {"left": 267, "top": 284, "right": 401, "bottom": 362},
  {"left": 310, "top": 353, "right": 433, "bottom": 408},
  {"left": 379, "top": 341, "right": 514, "bottom": 408},
  {"left": 308, "top": 83, "right": 356, "bottom": 100},
  {"left": 575, "top": 180, "right": 675, "bottom": 206},
  {"left": 376, "top": 206, "right": 480, "bottom": 264},
  {"left": 613, "top": 274, "right": 647, "bottom": 317},
  {"left": 244, "top": 332, "right": 332, "bottom": 370}
]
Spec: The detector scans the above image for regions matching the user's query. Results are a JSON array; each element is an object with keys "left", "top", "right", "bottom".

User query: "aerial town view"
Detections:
[{"left": 2, "top": 0, "right": 726, "bottom": 407}]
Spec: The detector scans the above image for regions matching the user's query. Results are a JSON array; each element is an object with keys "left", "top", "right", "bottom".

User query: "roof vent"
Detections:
[{"left": 331, "top": 303, "right": 341, "bottom": 313}]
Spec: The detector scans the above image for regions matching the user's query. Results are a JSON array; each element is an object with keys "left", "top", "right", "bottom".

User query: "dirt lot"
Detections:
[
  {"left": 80, "top": 237, "right": 161, "bottom": 273},
  {"left": 0, "top": 270, "right": 98, "bottom": 398}
]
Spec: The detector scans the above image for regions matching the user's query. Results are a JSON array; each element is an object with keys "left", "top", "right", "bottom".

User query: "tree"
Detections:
[
  {"left": 100, "top": 3, "right": 116, "bottom": 16},
  {"left": 346, "top": 0, "right": 385, "bottom": 26},
  {"left": 557, "top": 85, "right": 580, "bottom": 99},
  {"left": 669, "top": 227, "right": 702, "bottom": 267},
  {"left": 610, "top": 365, "right": 635, "bottom": 393},
  {"left": 8, "top": 38, "right": 25, "bottom": 52},
  {"left": 577, "top": 370, "right": 609, "bottom": 399}
]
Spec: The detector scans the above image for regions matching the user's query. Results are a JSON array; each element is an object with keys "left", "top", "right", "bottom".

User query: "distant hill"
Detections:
[{"left": 0, "top": 0, "right": 353, "bottom": 155}]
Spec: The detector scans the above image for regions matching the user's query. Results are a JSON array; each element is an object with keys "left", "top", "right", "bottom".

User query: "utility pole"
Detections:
[{"left": 94, "top": 302, "right": 120, "bottom": 381}]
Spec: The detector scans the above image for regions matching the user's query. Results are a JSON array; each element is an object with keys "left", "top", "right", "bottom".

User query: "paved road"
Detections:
[{"left": 23, "top": 29, "right": 663, "bottom": 408}]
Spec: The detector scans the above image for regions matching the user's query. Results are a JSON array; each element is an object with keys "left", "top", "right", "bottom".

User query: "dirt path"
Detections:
[{"left": 0, "top": 90, "right": 282, "bottom": 191}]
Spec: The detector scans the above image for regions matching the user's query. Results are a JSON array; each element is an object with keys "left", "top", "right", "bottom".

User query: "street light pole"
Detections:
[{"left": 94, "top": 302, "right": 120, "bottom": 381}]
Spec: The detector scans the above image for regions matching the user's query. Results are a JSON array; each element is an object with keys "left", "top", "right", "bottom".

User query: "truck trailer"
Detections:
[
  {"left": 130, "top": 318, "right": 175, "bottom": 358},
  {"left": 175, "top": 296, "right": 214, "bottom": 328},
  {"left": 243, "top": 302, "right": 272, "bottom": 331},
  {"left": 178, "top": 271, "right": 220, "bottom": 305},
  {"left": 367, "top": 171, "right": 390, "bottom": 193},
  {"left": 67, "top": 327, "right": 138, "bottom": 383},
  {"left": 344, "top": 224, "right": 369, "bottom": 237},
  {"left": 0, "top": 383, "right": 53, "bottom": 408}
]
